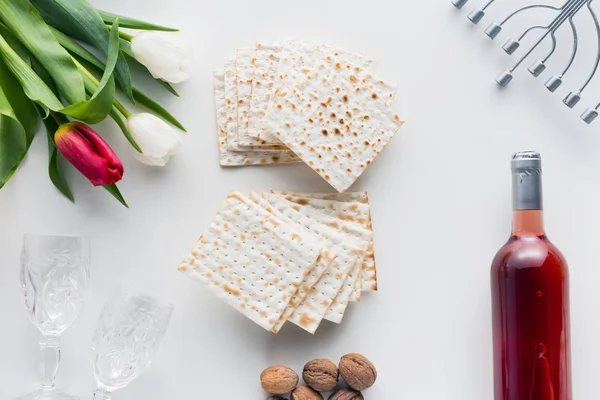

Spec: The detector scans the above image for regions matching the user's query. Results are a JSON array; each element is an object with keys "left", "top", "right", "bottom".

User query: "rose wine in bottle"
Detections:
[{"left": 491, "top": 152, "right": 572, "bottom": 400}]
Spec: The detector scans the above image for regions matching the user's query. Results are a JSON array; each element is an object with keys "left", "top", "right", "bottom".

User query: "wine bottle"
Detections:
[{"left": 491, "top": 151, "right": 572, "bottom": 400}]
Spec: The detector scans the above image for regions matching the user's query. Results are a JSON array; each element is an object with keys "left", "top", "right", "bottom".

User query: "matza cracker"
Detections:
[
  {"left": 224, "top": 58, "right": 285, "bottom": 152},
  {"left": 237, "top": 47, "right": 285, "bottom": 148},
  {"left": 178, "top": 191, "right": 322, "bottom": 331},
  {"left": 263, "top": 55, "right": 404, "bottom": 192},
  {"left": 265, "top": 195, "right": 372, "bottom": 325},
  {"left": 280, "top": 195, "right": 378, "bottom": 292},
  {"left": 271, "top": 190, "right": 370, "bottom": 204},
  {"left": 213, "top": 71, "right": 299, "bottom": 166},
  {"left": 247, "top": 192, "right": 336, "bottom": 334},
  {"left": 263, "top": 40, "right": 391, "bottom": 142},
  {"left": 247, "top": 43, "right": 284, "bottom": 143}
]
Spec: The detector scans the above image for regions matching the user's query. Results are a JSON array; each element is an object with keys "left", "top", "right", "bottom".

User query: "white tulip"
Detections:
[
  {"left": 127, "top": 113, "right": 183, "bottom": 167},
  {"left": 130, "top": 31, "right": 191, "bottom": 84}
]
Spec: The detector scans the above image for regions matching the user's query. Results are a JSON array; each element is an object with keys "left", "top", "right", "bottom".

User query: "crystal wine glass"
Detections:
[
  {"left": 91, "top": 291, "right": 173, "bottom": 400},
  {"left": 16, "top": 234, "right": 90, "bottom": 400}
]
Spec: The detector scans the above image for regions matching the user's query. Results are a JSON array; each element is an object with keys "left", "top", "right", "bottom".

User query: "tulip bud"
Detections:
[
  {"left": 130, "top": 31, "right": 191, "bottom": 84},
  {"left": 127, "top": 113, "right": 183, "bottom": 166},
  {"left": 55, "top": 122, "right": 124, "bottom": 186}
]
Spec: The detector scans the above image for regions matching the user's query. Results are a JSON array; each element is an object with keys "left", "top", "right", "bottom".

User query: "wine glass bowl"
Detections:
[
  {"left": 91, "top": 292, "right": 173, "bottom": 398},
  {"left": 15, "top": 234, "right": 90, "bottom": 400},
  {"left": 21, "top": 234, "right": 90, "bottom": 336}
]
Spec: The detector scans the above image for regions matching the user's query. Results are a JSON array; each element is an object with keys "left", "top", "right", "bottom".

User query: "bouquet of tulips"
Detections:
[{"left": 0, "top": 0, "right": 190, "bottom": 206}]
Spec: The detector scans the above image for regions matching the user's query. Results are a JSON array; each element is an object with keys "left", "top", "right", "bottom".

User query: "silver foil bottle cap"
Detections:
[
  {"left": 511, "top": 151, "right": 543, "bottom": 210},
  {"left": 512, "top": 151, "right": 541, "bottom": 170}
]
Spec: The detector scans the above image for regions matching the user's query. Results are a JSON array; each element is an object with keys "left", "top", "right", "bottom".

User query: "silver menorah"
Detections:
[{"left": 452, "top": 0, "right": 600, "bottom": 124}]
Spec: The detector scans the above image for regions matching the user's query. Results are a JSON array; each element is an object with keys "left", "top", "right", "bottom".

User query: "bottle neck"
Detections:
[
  {"left": 511, "top": 160, "right": 545, "bottom": 237},
  {"left": 512, "top": 210, "right": 545, "bottom": 237}
]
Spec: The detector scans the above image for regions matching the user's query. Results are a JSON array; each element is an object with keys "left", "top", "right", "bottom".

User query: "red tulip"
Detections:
[{"left": 55, "top": 122, "right": 124, "bottom": 186}]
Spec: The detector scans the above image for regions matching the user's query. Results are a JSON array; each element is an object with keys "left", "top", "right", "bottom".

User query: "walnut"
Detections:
[
  {"left": 291, "top": 385, "right": 323, "bottom": 400},
  {"left": 328, "top": 388, "right": 364, "bottom": 400},
  {"left": 303, "top": 358, "right": 339, "bottom": 392},
  {"left": 261, "top": 365, "right": 299, "bottom": 395},
  {"left": 339, "top": 353, "right": 377, "bottom": 391}
]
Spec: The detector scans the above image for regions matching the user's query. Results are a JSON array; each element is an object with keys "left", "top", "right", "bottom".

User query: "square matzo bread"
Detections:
[
  {"left": 267, "top": 195, "right": 374, "bottom": 321},
  {"left": 213, "top": 71, "right": 299, "bottom": 166},
  {"left": 247, "top": 43, "right": 284, "bottom": 143},
  {"left": 247, "top": 191, "right": 336, "bottom": 334},
  {"left": 224, "top": 57, "right": 286, "bottom": 152},
  {"left": 263, "top": 55, "right": 404, "bottom": 192},
  {"left": 265, "top": 195, "right": 370, "bottom": 326},
  {"left": 279, "top": 195, "right": 378, "bottom": 292},
  {"left": 271, "top": 190, "right": 369, "bottom": 204},
  {"left": 262, "top": 40, "right": 391, "bottom": 143},
  {"left": 178, "top": 191, "right": 322, "bottom": 331},
  {"left": 237, "top": 46, "right": 286, "bottom": 148}
]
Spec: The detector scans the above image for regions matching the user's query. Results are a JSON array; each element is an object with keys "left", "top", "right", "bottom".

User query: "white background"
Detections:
[{"left": 1, "top": 0, "right": 600, "bottom": 398}]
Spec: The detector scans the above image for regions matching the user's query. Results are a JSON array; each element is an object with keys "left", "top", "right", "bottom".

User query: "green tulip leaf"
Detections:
[
  {"left": 97, "top": 9, "right": 178, "bottom": 32},
  {"left": 41, "top": 111, "right": 74, "bottom": 202},
  {"left": 31, "top": 0, "right": 134, "bottom": 102},
  {"left": 103, "top": 183, "right": 128, "bottom": 208},
  {"left": 0, "top": 55, "right": 38, "bottom": 141},
  {"left": 50, "top": 27, "right": 104, "bottom": 70},
  {"left": 0, "top": 32, "right": 64, "bottom": 114},
  {"left": 0, "top": 0, "right": 86, "bottom": 104},
  {"left": 0, "top": 19, "right": 119, "bottom": 125},
  {"left": 132, "top": 88, "right": 186, "bottom": 132},
  {"left": 31, "top": 55, "right": 59, "bottom": 96},
  {"left": 0, "top": 105, "right": 27, "bottom": 190},
  {"left": 60, "top": 18, "right": 120, "bottom": 124},
  {"left": 118, "top": 37, "right": 134, "bottom": 57},
  {"left": 0, "top": 54, "right": 38, "bottom": 189},
  {"left": 0, "top": 22, "right": 30, "bottom": 66}
]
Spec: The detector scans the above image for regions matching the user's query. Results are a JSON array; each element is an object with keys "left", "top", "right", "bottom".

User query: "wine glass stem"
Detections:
[
  {"left": 93, "top": 388, "right": 113, "bottom": 400},
  {"left": 39, "top": 334, "right": 61, "bottom": 390}
]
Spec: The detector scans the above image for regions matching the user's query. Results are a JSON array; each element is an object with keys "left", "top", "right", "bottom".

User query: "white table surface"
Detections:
[{"left": 2, "top": 0, "right": 600, "bottom": 398}]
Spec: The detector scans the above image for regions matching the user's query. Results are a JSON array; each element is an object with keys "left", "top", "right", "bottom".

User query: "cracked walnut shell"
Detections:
[
  {"left": 303, "top": 358, "right": 339, "bottom": 392},
  {"left": 261, "top": 365, "right": 299, "bottom": 395},
  {"left": 339, "top": 353, "right": 377, "bottom": 391},
  {"left": 291, "top": 385, "right": 324, "bottom": 400}
]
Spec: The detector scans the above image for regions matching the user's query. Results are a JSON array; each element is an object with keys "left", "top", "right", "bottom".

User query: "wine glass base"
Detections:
[{"left": 14, "top": 388, "right": 79, "bottom": 400}]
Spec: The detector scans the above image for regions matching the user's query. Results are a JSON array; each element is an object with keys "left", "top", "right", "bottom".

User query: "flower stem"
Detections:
[
  {"left": 50, "top": 112, "right": 69, "bottom": 125},
  {"left": 113, "top": 99, "right": 132, "bottom": 119},
  {"left": 106, "top": 24, "right": 134, "bottom": 41},
  {"left": 71, "top": 57, "right": 100, "bottom": 87}
]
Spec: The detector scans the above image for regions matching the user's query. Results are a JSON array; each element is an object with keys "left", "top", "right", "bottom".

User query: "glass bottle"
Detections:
[{"left": 491, "top": 151, "right": 572, "bottom": 400}]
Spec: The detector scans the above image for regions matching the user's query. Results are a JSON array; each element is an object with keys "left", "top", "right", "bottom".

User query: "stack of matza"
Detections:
[
  {"left": 178, "top": 190, "right": 378, "bottom": 334},
  {"left": 213, "top": 39, "right": 405, "bottom": 193}
]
